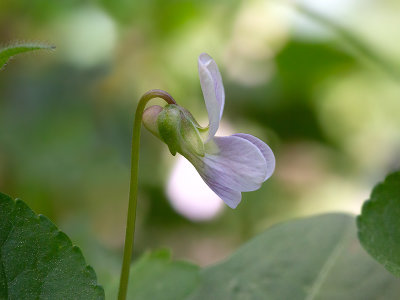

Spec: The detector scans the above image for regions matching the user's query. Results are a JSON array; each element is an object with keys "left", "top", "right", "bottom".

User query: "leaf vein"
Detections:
[{"left": 305, "top": 219, "right": 353, "bottom": 300}]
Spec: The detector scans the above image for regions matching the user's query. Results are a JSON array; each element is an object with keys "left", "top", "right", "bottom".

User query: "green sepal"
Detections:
[
  {"left": 180, "top": 111, "right": 205, "bottom": 157},
  {"left": 179, "top": 106, "right": 209, "bottom": 139},
  {"left": 157, "top": 104, "right": 205, "bottom": 157},
  {"left": 157, "top": 105, "right": 181, "bottom": 156}
]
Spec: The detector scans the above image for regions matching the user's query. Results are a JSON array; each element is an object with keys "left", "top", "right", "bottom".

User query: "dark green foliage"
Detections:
[
  {"left": 358, "top": 171, "right": 400, "bottom": 277},
  {"left": 0, "top": 192, "right": 104, "bottom": 299}
]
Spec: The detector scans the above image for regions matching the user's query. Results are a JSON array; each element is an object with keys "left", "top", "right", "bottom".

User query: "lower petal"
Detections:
[
  {"left": 186, "top": 135, "right": 268, "bottom": 208},
  {"left": 187, "top": 154, "right": 242, "bottom": 209}
]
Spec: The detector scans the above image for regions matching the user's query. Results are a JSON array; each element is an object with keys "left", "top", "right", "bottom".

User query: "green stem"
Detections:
[{"left": 118, "top": 89, "right": 176, "bottom": 300}]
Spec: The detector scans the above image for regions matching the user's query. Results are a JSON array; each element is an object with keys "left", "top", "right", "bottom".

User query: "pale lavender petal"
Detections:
[
  {"left": 187, "top": 154, "right": 242, "bottom": 209},
  {"left": 203, "top": 182, "right": 242, "bottom": 209},
  {"left": 186, "top": 135, "right": 267, "bottom": 208},
  {"left": 198, "top": 53, "right": 225, "bottom": 141},
  {"left": 233, "top": 133, "right": 275, "bottom": 180}
]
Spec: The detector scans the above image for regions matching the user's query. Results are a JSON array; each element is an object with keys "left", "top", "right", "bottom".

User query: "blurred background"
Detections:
[{"left": 1, "top": 0, "right": 400, "bottom": 297}]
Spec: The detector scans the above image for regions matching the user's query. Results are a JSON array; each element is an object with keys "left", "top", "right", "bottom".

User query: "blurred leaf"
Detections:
[
  {"left": 0, "top": 42, "right": 54, "bottom": 70},
  {"left": 0, "top": 0, "right": 83, "bottom": 23},
  {"left": 99, "top": 0, "right": 202, "bottom": 28},
  {"left": 0, "top": 192, "right": 104, "bottom": 299},
  {"left": 188, "top": 214, "right": 400, "bottom": 300},
  {"left": 357, "top": 171, "right": 400, "bottom": 277},
  {"left": 127, "top": 249, "right": 200, "bottom": 300},
  {"left": 229, "top": 41, "right": 356, "bottom": 142},
  {"left": 296, "top": 5, "right": 400, "bottom": 82},
  {"left": 275, "top": 41, "right": 356, "bottom": 97},
  {"left": 99, "top": 0, "right": 239, "bottom": 29}
]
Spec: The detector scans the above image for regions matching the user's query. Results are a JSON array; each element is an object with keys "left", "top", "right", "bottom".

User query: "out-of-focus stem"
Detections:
[
  {"left": 296, "top": 5, "right": 400, "bottom": 82},
  {"left": 118, "top": 89, "right": 176, "bottom": 300}
]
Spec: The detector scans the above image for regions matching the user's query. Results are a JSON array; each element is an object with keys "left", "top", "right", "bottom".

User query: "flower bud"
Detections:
[{"left": 142, "top": 105, "right": 163, "bottom": 137}]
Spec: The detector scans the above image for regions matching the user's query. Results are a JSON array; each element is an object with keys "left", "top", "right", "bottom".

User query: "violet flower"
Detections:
[{"left": 142, "top": 53, "right": 275, "bottom": 208}]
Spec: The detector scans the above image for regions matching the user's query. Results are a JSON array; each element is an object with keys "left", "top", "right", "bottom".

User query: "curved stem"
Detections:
[{"left": 118, "top": 89, "right": 176, "bottom": 300}]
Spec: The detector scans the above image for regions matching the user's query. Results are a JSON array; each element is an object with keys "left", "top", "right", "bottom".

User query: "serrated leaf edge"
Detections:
[{"left": 1, "top": 193, "right": 105, "bottom": 298}]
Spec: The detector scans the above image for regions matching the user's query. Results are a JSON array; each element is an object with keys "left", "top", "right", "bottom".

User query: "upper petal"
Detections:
[
  {"left": 198, "top": 53, "right": 225, "bottom": 141},
  {"left": 186, "top": 135, "right": 268, "bottom": 208},
  {"left": 233, "top": 133, "right": 275, "bottom": 180}
]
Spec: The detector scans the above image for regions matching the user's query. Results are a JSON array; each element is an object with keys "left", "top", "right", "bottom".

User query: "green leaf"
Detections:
[
  {"left": 0, "top": 42, "right": 55, "bottom": 70},
  {"left": 0, "top": 192, "right": 104, "bottom": 299},
  {"left": 122, "top": 214, "right": 400, "bottom": 299},
  {"left": 188, "top": 214, "right": 400, "bottom": 300},
  {"left": 126, "top": 249, "right": 200, "bottom": 300},
  {"left": 357, "top": 171, "right": 400, "bottom": 277}
]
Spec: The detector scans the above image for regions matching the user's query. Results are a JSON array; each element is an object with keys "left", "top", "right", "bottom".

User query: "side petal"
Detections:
[
  {"left": 233, "top": 133, "right": 275, "bottom": 180},
  {"left": 186, "top": 135, "right": 268, "bottom": 208},
  {"left": 198, "top": 53, "right": 225, "bottom": 141}
]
